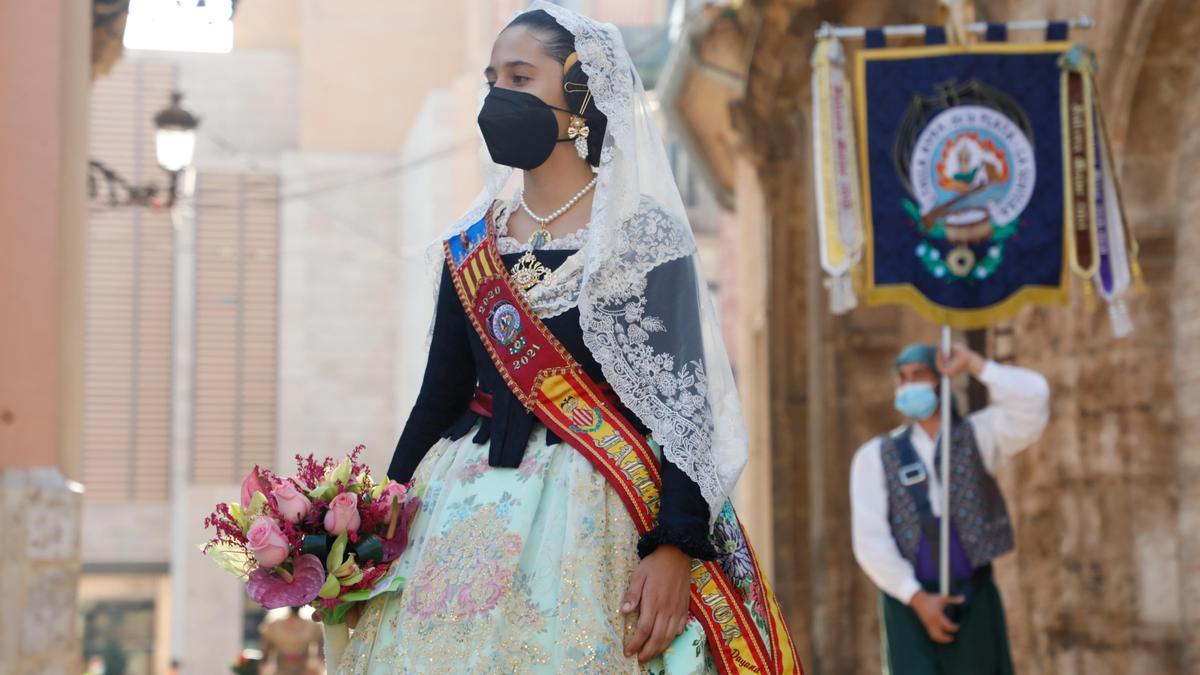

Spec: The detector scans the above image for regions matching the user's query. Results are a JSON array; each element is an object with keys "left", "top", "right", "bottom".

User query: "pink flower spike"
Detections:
[{"left": 246, "top": 554, "right": 325, "bottom": 609}]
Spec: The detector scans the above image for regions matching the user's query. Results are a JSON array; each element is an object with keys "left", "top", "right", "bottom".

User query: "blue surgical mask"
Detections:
[{"left": 894, "top": 382, "right": 939, "bottom": 420}]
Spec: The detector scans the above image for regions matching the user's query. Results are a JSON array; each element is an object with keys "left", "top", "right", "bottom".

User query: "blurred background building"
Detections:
[{"left": 2, "top": 0, "right": 1198, "bottom": 674}]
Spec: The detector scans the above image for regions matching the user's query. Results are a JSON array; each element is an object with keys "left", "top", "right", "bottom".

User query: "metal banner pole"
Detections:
[
  {"left": 939, "top": 325, "right": 952, "bottom": 596},
  {"left": 814, "top": 15, "right": 1094, "bottom": 40}
]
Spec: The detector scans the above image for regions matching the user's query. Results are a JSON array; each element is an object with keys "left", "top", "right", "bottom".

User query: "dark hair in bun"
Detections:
[{"left": 506, "top": 10, "right": 607, "bottom": 167}]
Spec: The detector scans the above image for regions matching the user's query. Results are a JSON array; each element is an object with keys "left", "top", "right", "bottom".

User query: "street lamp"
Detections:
[
  {"left": 155, "top": 91, "right": 199, "bottom": 207},
  {"left": 155, "top": 92, "right": 199, "bottom": 173},
  {"left": 88, "top": 91, "right": 200, "bottom": 208}
]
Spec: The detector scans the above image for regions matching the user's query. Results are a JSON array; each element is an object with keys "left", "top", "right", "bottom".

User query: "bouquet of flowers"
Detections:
[{"left": 202, "top": 446, "right": 419, "bottom": 625}]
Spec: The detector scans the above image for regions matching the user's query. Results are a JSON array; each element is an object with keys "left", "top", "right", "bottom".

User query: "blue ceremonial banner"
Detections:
[{"left": 855, "top": 43, "right": 1072, "bottom": 328}]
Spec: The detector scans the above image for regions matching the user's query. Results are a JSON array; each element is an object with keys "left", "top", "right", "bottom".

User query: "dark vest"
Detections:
[{"left": 879, "top": 422, "right": 1014, "bottom": 569}]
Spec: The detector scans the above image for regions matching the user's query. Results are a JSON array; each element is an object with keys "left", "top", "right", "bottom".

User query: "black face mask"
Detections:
[{"left": 477, "top": 87, "right": 573, "bottom": 170}]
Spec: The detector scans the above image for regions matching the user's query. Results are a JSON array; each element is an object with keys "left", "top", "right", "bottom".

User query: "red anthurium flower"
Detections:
[{"left": 246, "top": 554, "right": 325, "bottom": 609}]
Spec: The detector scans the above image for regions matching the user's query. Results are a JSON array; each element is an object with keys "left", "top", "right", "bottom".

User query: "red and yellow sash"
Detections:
[{"left": 444, "top": 211, "right": 802, "bottom": 674}]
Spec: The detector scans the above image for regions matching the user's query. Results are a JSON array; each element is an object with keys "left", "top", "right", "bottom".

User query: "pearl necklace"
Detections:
[{"left": 518, "top": 176, "right": 598, "bottom": 249}]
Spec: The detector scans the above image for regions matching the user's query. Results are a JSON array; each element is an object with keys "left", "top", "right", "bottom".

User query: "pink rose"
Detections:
[
  {"left": 272, "top": 480, "right": 311, "bottom": 523},
  {"left": 323, "top": 492, "right": 361, "bottom": 535},
  {"left": 246, "top": 516, "right": 291, "bottom": 569}
]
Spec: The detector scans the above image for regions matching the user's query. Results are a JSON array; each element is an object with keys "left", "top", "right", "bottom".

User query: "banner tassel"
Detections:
[
  {"left": 826, "top": 275, "right": 859, "bottom": 314},
  {"left": 1107, "top": 296, "right": 1133, "bottom": 338}
]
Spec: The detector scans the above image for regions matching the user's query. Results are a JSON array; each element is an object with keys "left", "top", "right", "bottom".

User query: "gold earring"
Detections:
[{"left": 568, "top": 115, "right": 590, "bottom": 160}]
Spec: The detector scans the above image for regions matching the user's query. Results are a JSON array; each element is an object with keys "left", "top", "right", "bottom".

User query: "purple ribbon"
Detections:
[{"left": 1093, "top": 102, "right": 1114, "bottom": 294}]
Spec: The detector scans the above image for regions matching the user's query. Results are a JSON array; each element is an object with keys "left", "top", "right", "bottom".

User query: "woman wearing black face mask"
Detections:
[
  {"left": 329, "top": 5, "right": 800, "bottom": 674},
  {"left": 474, "top": 9, "right": 606, "bottom": 251}
]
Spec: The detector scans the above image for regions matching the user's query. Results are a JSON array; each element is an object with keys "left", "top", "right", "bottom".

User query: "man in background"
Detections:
[{"left": 850, "top": 343, "right": 1049, "bottom": 674}]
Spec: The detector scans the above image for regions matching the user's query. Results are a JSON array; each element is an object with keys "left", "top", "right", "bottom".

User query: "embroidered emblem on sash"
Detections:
[
  {"left": 487, "top": 301, "right": 522, "bottom": 347},
  {"left": 561, "top": 395, "right": 603, "bottom": 433}
]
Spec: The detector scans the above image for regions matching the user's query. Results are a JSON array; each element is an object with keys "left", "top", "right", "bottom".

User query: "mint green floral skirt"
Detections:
[{"left": 333, "top": 424, "right": 717, "bottom": 674}]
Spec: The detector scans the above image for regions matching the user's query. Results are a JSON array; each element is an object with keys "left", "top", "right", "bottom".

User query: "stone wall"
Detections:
[
  {"left": 994, "top": 2, "right": 1200, "bottom": 673},
  {"left": 722, "top": 0, "right": 1200, "bottom": 673},
  {"left": 0, "top": 470, "right": 84, "bottom": 675},
  {"left": 1168, "top": 3, "right": 1200, "bottom": 667}
]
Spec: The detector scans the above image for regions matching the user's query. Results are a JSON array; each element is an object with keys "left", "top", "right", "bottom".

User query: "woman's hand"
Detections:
[{"left": 622, "top": 544, "right": 692, "bottom": 663}]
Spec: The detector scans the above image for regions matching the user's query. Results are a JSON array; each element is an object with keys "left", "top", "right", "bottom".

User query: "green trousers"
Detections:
[{"left": 880, "top": 577, "right": 1014, "bottom": 675}]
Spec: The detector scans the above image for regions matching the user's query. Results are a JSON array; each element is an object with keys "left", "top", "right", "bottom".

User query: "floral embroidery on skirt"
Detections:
[{"left": 333, "top": 424, "right": 717, "bottom": 674}]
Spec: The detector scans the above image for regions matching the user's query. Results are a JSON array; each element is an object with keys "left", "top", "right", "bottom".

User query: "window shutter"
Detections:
[
  {"left": 83, "top": 61, "right": 176, "bottom": 503},
  {"left": 191, "top": 173, "right": 280, "bottom": 484}
]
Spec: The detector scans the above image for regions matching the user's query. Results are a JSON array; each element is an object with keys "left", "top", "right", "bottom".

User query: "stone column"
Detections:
[{"left": 0, "top": 0, "right": 90, "bottom": 674}]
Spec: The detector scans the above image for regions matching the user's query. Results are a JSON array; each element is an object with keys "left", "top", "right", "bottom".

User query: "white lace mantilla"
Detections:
[
  {"left": 432, "top": 1, "right": 749, "bottom": 516},
  {"left": 576, "top": 198, "right": 741, "bottom": 514}
]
